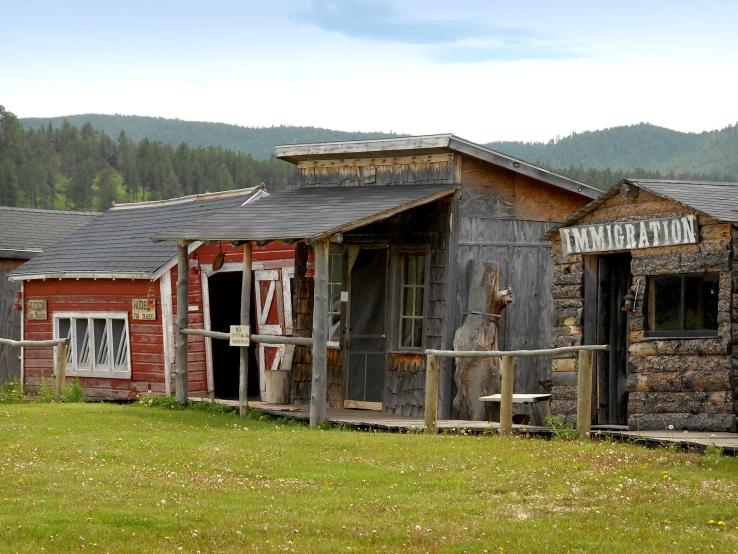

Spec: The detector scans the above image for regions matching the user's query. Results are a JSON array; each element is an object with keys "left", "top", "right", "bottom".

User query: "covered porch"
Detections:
[{"left": 154, "top": 183, "right": 459, "bottom": 427}]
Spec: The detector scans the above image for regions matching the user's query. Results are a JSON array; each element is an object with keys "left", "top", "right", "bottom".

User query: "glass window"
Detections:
[
  {"left": 647, "top": 273, "right": 719, "bottom": 337},
  {"left": 328, "top": 252, "right": 343, "bottom": 342},
  {"left": 55, "top": 313, "right": 131, "bottom": 377},
  {"left": 399, "top": 253, "right": 426, "bottom": 348}
]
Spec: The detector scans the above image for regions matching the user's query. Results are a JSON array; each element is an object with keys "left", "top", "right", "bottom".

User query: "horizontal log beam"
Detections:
[
  {"left": 425, "top": 344, "right": 609, "bottom": 359},
  {"left": 180, "top": 328, "right": 313, "bottom": 347},
  {"left": 0, "top": 337, "right": 69, "bottom": 348}
]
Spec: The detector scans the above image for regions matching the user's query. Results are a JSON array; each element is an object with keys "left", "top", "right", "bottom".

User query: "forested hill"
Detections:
[
  {"left": 21, "top": 114, "right": 401, "bottom": 160},
  {"left": 1, "top": 106, "right": 299, "bottom": 211},
  {"left": 487, "top": 123, "right": 738, "bottom": 179}
]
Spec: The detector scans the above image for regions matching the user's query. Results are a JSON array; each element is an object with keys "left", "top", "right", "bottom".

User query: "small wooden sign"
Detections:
[
  {"left": 26, "top": 298, "right": 47, "bottom": 320},
  {"left": 229, "top": 325, "right": 251, "bottom": 347},
  {"left": 560, "top": 215, "right": 698, "bottom": 255},
  {"left": 132, "top": 298, "right": 156, "bottom": 320}
]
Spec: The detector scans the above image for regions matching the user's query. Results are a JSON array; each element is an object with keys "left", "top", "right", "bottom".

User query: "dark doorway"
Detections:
[
  {"left": 208, "top": 271, "right": 258, "bottom": 399},
  {"left": 595, "top": 253, "right": 632, "bottom": 425},
  {"left": 346, "top": 248, "right": 388, "bottom": 408}
]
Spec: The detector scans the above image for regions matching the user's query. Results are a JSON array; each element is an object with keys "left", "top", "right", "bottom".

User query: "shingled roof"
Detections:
[
  {"left": 544, "top": 179, "right": 738, "bottom": 240},
  {"left": 0, "top": 206, "right": 99, "bottom": 261},
  {"left": 10, "top": 187, "right": 264, "bottom": 281},
  {"left": 153, "top": 184, "right": 457, "bottom": 244}
]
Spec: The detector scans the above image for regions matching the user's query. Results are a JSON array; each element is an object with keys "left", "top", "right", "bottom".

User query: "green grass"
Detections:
[{"left": 1, "top": 403, "right": 737, "bottom": 553}]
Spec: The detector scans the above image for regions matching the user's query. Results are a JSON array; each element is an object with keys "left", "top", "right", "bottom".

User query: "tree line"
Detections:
[{"left": 0, "top": 106, "right": 299, "bottom": 211}]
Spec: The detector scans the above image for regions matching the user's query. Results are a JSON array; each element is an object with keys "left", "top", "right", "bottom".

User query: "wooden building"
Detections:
[
  {"left": 0, "top": 206, "right": 98, "bottom": 384},
  {"left": 9, "top": 188, "right": 295, "bottom": 400},
  {"left": 155, "top": 135, "right": 600, "bottom": 421},
  {"left": 545, "top": 179, "right": 738, "bottom": 432}
]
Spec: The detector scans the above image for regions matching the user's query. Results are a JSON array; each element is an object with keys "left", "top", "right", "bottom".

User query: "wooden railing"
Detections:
[
  {"left": 0, "top": 337, "right": 70, "bottom": 400},
  {"left": 423, "top": 345, "right": 609, "bottom": 438}
]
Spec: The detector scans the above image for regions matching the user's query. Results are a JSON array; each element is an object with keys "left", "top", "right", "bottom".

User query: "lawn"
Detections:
[{"left": 1, "top": 403, "right": 737, "bottom": 553}]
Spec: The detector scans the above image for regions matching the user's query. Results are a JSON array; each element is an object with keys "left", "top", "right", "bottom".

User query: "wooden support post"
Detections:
[
  {"left": 499, "top": 355, "right": 514, "bottom": 437},
  {"left": 310, "top": 239, "right": 329, "bottom": 428},
  {"left": 55, "top": 341, "right": 67, "bottom": 401},
  {"left": 175, "top": 241, "right": 189, "bottom": 405},
  {"left": 424, "top": 354, "right": 440, "bottom": 434},
  {"left": 576, "top": 349, "right": 593, "bottom": 439},
  {"left": 239, "top": 242, "right": 253, "bottom": 418}
]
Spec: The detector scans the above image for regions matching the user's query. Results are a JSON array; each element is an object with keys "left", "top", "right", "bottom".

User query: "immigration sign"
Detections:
[{"left": 559, "top": 215, "right": 698, "bottom": 255}]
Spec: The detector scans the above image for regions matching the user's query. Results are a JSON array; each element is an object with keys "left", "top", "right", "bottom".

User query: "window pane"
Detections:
[
  {"left": 329, "top": 314, "right": 341, "bottom": 342},
  {"left": 402, "top": 286, "right": 414, "bottom": 318},
  {"left": 652, "top": 276, "right": 681, "bottom": 331},
  {"left": 330, "top": 253, "right": 343, "bottom": 283},
  {"left": 401, "top": 318, "right": 413, "bottom": 347},
  {"left": 404, "top": 256, "right": 416, "bottom": 285},
  {"left": 75, "top": 319, "right": 91, "bottom": 368},
  {"left": 93, "top": 319, "right": 111, "bottom": 368},
  {"left": 684, "top": 274, "right": 719, "bottom": 331},
  {"left": 413, "top": 317, "right": 423, "bottom": 347},
  {"left": 111, "top": 319, "right": 128, "bottom": 367},
  {"left": 415, "top": 287, "right": 425, "bottom": 317},
  {"left": 415, "top": 255, "right": 425, "bottom": 284},
  {"left": 58, "top": 319, "right": 73, "bottom": 363}
]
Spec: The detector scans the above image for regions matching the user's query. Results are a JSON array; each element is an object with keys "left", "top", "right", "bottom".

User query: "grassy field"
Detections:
[{"left": 1, "top": 402, "right": 737, "bottom": 553}]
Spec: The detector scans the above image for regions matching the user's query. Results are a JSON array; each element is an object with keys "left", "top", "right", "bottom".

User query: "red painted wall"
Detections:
[{"left": 22, "top": 241, "right": 295, "bottom": 400}]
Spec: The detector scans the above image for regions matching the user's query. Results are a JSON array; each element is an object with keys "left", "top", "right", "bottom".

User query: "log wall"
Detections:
[{"left": 549, "top": 188, "right": 737, "bottom": 431}]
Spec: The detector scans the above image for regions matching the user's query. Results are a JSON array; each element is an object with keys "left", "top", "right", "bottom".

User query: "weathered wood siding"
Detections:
[
  {"left": 0, "top": 259, "right": 24, "bottom": 383},
  {"left": 550, "top": 188, "right": 737, "bottom": 431},
  {"left": 455, "top": 156, "right": 588, "bottom": 416}
]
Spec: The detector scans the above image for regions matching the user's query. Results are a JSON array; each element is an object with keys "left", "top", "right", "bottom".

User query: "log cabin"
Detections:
[
  {"left": 0, "top": 206, "right": 98, "bottom": 384},
  {"left": 544, "top": 179, "right": 738, "bottom": 431},
  {"left": 154, "top": 135, "right": 601, "bottom": 422},
  {"left": 9, "top": 188, "right": 295, "bottom": 400}
]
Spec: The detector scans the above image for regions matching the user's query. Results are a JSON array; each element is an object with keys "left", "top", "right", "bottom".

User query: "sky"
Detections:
[{"left": 3, "top": 0, "right": 738, "bottom": 143}]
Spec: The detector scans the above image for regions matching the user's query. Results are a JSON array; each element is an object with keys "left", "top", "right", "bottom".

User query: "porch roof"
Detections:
[{"left": 152, "top": 183, "right": 458, "bottom": 244}]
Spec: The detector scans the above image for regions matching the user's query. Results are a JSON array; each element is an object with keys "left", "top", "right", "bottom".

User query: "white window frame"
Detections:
[{"left": 53, "top": 311, "right": 132, "bottom": 379}]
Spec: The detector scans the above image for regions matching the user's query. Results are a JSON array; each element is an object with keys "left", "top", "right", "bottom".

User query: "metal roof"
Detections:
[
  {"left": 152, "top": 184, "right": 459, "bottom": 244},
  {"left": 10, "top": 188, "right": 262, "bottom": 280},
  {"left": 275, "top": 134, "right": 601, "bottom": 199},
  {"left": 0, "top": 206, "right": 99, "bottom": 260},
  {"left": 543, "top": 179, "right": 738, "bottom": 240}
]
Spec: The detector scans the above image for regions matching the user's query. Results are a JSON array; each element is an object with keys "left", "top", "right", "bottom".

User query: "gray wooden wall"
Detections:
[
  {"left": 454, "top": 218, "right": 554, "bottom": 398},
  {"left": 0, "top": 260, "right": 23, "bottom": 384}
]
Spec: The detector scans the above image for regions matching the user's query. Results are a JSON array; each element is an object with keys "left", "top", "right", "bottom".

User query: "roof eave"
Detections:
[{"left": 8, "top": 271, "right": 156, "bottom": 282}]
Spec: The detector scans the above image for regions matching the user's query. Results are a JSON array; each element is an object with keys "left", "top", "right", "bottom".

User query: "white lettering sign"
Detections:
[
  {"left": 560, "top": 215, "right": 698, "bottom": 255},
  {"left": 229, "top": 325, "right": 251, "bottom": 347}
]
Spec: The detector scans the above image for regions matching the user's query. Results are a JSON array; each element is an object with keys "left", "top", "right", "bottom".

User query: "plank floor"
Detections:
[{"left": 191, "top": 397, "right": 738, "bottom": 454}]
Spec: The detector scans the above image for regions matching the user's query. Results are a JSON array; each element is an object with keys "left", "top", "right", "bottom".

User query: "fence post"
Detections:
[
  {"left": 499, "top": 355, "right": 514, "bottom": 437},
  {"left": 576, "top": 349, "right": 593, "bottom": 439},
  {"left": 424, "top": 354, "right": 440, "bottom": 434},
  {"left": 55, "top": 340, "right": 68, "bottom": 401}
]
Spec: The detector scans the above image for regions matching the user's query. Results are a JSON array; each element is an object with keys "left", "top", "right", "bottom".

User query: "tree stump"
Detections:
[{"left": 452, "top": 261, "right": 512, "bottom": 420}]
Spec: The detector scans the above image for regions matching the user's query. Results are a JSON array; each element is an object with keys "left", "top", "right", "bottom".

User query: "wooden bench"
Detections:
[{"left": 479, "top": 393, "right": 552, "bottom": 426}]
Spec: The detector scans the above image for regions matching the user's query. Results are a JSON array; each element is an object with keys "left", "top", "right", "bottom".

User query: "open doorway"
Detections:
[
  {"left": 595, "top": 253, "right": 632, "bottom": 425},
  {"left": 208, "top": 271, "right": 258, "bottom": 399}
]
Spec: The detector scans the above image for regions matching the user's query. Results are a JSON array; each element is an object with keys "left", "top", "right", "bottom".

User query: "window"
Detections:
[
  {"left": 647, "top": 273, "right": 719, "bottom": 337},
  {"left": 328, "top": 251, "right": 343, "bottom": 342},
  {"left": 55, "top": 313, "right": 131, "bottom": 378},
  {"left": 399, "top": 253, "right": 426, "bottom": 348}
]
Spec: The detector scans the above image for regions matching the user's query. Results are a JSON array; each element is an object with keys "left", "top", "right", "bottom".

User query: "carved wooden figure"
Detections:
[{"left": 452, "top": 261, "right": 513, "bottom": 420}]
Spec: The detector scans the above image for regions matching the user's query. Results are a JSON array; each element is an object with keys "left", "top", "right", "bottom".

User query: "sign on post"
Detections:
[{"left": 229, "top": 325, "right": 251, "bottom": 347}]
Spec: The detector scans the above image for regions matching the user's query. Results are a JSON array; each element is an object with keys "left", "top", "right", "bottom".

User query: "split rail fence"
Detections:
[
  {"left": 423, "top": 345, "right": 609, "bottom": 438},
  {"left": 0, "top": 336, "right": 70, "bottom": 400}
]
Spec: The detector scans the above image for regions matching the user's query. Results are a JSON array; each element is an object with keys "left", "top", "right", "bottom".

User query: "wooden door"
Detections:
[
  {"left": 345, "top": 248, "right": 387, "bottom": 410},
  {"left": 253, "top": 269, "right": 293, "bottom": 400},
  {"left": 595, "top": 254, "right": 631, "bottom": 425}
]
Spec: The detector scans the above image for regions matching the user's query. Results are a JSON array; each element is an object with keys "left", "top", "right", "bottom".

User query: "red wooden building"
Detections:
[{"left": 9, "top": 187, "right": 294, "bottom": 400}]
